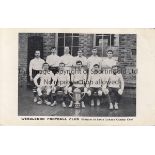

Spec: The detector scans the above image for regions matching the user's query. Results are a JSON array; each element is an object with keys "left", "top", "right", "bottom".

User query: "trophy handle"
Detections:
[
  {"left": 69, "top": 92, "right": 74, "bottom": 101},
  {"left": 80, "top": 92, "right": 85, "bottom": 101}
]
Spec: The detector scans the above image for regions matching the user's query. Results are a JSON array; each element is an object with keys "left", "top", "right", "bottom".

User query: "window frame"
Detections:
[
  {"left": 93, "top": 34, "right": 115, "bottom": 47},
  {"left": 56, "top": 33, "right": 80, "bottom": 56},
  {"left": 93, "top": 34, "right": 119, "bottom": 56}
]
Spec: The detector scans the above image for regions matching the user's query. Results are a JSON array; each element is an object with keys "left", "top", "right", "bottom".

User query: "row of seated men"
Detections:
[{"left": 29, "top": 46, "right": 124, "bottom": 110}]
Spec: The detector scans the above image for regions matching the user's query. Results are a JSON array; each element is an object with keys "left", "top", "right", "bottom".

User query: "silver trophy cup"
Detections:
[{"left": 69, "top": 88, "right": 85, "bottom": 108}]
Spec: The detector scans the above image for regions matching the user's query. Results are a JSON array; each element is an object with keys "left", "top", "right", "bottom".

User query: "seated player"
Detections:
[
  {"left": 68, "top": 60, "right": 87, "bottom": 108},
  {"left": 107, "top": 65, "right": 124, "bottom": 110},
  {"left": 86, "top": 64, "right": 103, "bottom": 106},
  {"left": 33, "top": 62, "right": 55, "bottom": 105},
  {"left": 50, "top": 62, "right": 70, "bottom": 108}
]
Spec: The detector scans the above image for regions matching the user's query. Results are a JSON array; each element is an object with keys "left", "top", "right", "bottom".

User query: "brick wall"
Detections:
[
  {"left": 119, "top": 34, "right": 136, "bottom": 88},
  {"left": 119, "top": 34, "right": 136, "bottom": 66},
  {"left": 79, "top": 34, "right": 94, "bottom": 57},
  {"left": 42, "top": 33, "right": 55, "bottom": 59},
  {"left": 18, "top": 33, "right": 28, "bottom": 87}
]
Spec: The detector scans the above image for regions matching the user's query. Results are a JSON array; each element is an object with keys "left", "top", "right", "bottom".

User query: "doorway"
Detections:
[{"left": 27, "top": 36, "right": 43, "bottom": 86}]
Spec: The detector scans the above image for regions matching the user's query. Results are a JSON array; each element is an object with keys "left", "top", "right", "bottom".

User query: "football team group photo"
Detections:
[{"left": 18, "top": 33, "right": 136, "bottom": 117}]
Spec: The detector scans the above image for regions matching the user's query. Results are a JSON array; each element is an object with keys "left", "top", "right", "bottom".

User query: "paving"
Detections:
[{"left": 18, "top": 88, "right": 136, "bottom": 117}]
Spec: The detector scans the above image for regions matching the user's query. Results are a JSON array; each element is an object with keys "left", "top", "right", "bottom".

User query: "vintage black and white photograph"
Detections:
[{"left": 18, "top": 33, "right": 136, "bottom": 117}]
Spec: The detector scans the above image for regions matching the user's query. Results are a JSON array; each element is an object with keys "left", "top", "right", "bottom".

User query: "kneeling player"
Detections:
[
  {"left": 87, "top": 64, "right": 103, "bottom": 106},
  {"left": 50, "top": 62, "right": 70, "bottom": 108},
  {"left": 107, "top": 65, "right": 124, "bottom": 109},
  {"left": 68, "top": 60, "right": 87, "bottom": 108},
  {"left": 33, "top": 62, "right": 55, "bottom": 105}
]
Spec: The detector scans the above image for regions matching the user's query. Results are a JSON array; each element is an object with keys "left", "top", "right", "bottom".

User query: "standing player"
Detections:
[
  {"left": 29, "top": 50, "right": 45, "bottom": 103},
  {"left": 107, "top": 65, "right": 124, "bottom": 109},
  {"left": 60, "top": 46, "right": 73, "bottom": 71},
  {"left": 101, "top": 50, "right": 117, "bottom": 73},
  {"left": 59, "top": 46, "right": 74, "bottom": 87},
  {"left": 51, "top": 62, "right": 70, "bottom": 108},
  {"left": 33, "top": 62, "right": 55, "bottom": 105},
  {"left": 46, "top": 46, "right": 60, "bottom": 74},
  {"left": 87, "top": 48, "right": 102, "bottom": 72},
  {"left": 73, "top": 50, "right": 87, "bottom": 68},
  {"left": 86, "top": 64, "right": 103, "bottom": 106},
  {"left": 68, "top": 60, "right": 87, "bottom": 108}
]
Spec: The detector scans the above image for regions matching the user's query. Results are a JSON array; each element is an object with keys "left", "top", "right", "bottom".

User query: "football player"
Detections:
[
  {"left": 59, "top": 46, "right": 73, "bottom": 72},
  {"left": 87, "top": 48, "right": 102, "bottom": 72},
  {"left": 101, "top": 50, "right": 117, "bottom": 75},
  {"left": 86, "top": 64, "right": 103, "bottom": 106},
  {"left": 50, "top": 62, "right": 70, "bottom": 108},
  {"left": 107, "top": 65, "right": 124, "bottom": 109},
  {"left": 29, "top": 50, "right": 45, "bottom": 103},
  {"left": 46, "top": 46, "right": 60, "bottom": 74},
  {"left": 33, "top": 62, "right": 55, "bottom": 105},
  {"left": 73, "top": 49, "right": 87, "bottom": 68},
  {"left": 68, "top": 60, "right": 87, "bottom": 108}
]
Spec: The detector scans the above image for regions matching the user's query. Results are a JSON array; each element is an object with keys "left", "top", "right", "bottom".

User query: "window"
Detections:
[
  {"left": 131, "top": 49, "right": 136, "bottom": 56},
  {"left": 94, "top": 34, "right": 118, "bottom": 47},
  {"left": 94, "top": 34, "right": 119, "bottom": 56},
  {"left": 57, "top": 33, "right": 80, "bottom": 56}
]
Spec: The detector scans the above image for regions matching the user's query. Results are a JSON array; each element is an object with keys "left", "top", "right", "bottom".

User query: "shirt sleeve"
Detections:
[
  {"left": 102, "top": 75, "right": 109, "bottom": 89},
  {"left": 46, "top": 56, "right": 49, "bottom": 64},
  {"left": 83, "top": 72, "right": 87, "bottom": 86},
  {"left": 83, "top": 57, "right": 88, "bottom": 66},
  {"left": 42, "top": 59, "right": 45, "bottom": 64},
  {"left": 69, "top": 56, "right": 74, "bottom": 66},
  {"left": 70, "top": 72, "right": 74, "bottom": 83},
  {"left": 56, "top": 57, "right": 61, "bottom": 66},
  {"left": 29, "top": 60, "right": 33, "bottom": 77},
  {"left": 101, "top": 59, "right": 105, "bottom": 68},
  {"left": 86, "top": 57, "right": 91, "bottom": 69},
  {"left": 33, "top": 73, "right": 40, "bottom": 86},
  {"left": 86, "top": 73, "right": 91, "bottom": 88},
  {"left": 66, "top": 74, "right": 70, "bottom": 87},
  {"left": 119, "top": 74, "right": 124, "bottom": 91},
  {"left": 99, "top": 58, "right": 102, "bottom": 70},
  {"left": 52, "top": 73, "right": 57, "bottom": 86},
  {"left": 72, "top": 57, "right": 76, "bottom": 66},
  {"left": 114, "top": 59, "right": 117, "bottom": 66}
]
